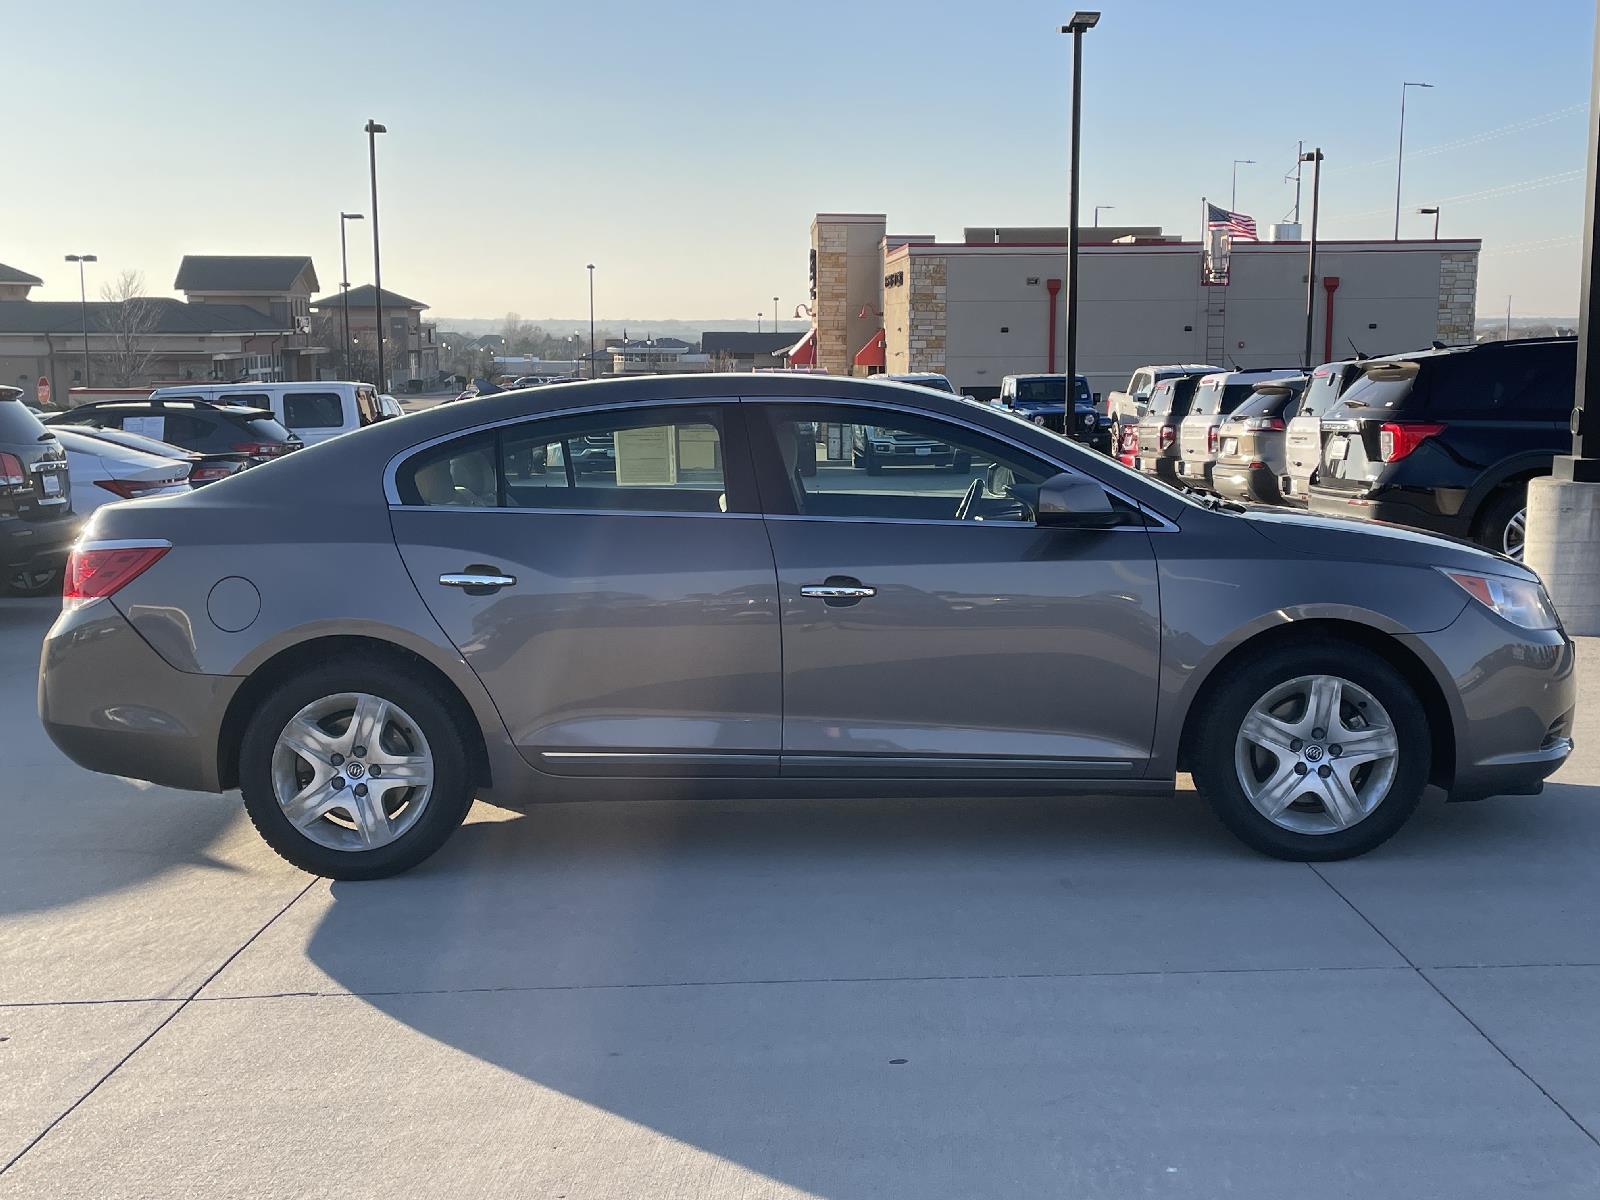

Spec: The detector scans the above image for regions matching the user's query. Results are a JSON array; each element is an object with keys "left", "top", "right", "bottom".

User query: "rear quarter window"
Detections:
[
  {"left": 283, "top": 392, "right": 346, "bottom": 430},
  {"left": 243, "top": 416, "right": 293, "bottom": 441}
]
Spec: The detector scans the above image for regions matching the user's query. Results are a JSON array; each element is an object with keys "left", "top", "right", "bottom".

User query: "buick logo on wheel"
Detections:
[
  {"left": 1304, "top": 745, "right": 1325, "bottom": 763},
  {"left": 346, "top": 761, "right": 367, "bottom": 779}
]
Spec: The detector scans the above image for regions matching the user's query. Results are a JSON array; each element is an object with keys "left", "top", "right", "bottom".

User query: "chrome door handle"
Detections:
[
  {"left": 800, "top": 584, "right": 876, "bottom": 600},
  {"left": 439, "top": 572, "right": 516, "bottom": 589}
]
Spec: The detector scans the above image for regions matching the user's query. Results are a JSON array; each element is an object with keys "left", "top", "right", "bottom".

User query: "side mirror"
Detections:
[{"left": 1036, "top": 471, "right": 1128, "bottom": 528}]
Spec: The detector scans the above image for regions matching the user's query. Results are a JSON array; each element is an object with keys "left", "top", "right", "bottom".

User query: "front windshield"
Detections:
[{"left": 1014, "top": 379, "right": 1066, "bottom": 404}]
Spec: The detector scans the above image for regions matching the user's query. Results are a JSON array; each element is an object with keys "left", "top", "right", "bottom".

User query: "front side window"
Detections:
[
  {"left": 1129, "top": 371, "right": 1153, "bottom": 398},
  {"left": 396, "top": 406, "right": 732, "bottom": 514},
  {"left": 283, "top": 392, "right": 345, "bottom": 429},
  {"left": 759, "top": 404, "right": 1059, "bottom": 524}
]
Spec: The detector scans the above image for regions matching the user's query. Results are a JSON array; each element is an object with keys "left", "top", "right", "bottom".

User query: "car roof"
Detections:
[{"left": 1197, "top": 368, "right": 1302, "bottom": 385}]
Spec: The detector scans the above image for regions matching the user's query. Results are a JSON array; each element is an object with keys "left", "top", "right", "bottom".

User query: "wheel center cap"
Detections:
[
  {"left": 1304, "top": 744, "right": 1326, "bottom": 763},
  {"left": 346, "top": 762, "right": 366, "bottom": 779}
]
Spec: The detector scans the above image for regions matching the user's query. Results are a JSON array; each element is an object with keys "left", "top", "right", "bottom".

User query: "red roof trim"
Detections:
[{"left": 852, "top": 328, "right": 886, "bottom": 368}]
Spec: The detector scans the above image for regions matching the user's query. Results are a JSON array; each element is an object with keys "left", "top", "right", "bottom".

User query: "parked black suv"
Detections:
[
  {"left": 44, "top": 397, "right": 301, "bottom": 464},
  {"left": 1307, "top": 337, "right": 1576, "bottom": 559},
  {"left": 0, "top": 387, "right": 78, "bottom": 595}
]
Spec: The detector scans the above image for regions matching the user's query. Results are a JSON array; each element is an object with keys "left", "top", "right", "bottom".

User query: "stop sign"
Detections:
[{"left": 36, "top": 376, "right": 51, "bottom": 407}]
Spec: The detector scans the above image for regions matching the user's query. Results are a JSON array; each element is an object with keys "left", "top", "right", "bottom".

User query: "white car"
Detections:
[{"left": 49, "top": 426, "right": 191, "bottom": 514}]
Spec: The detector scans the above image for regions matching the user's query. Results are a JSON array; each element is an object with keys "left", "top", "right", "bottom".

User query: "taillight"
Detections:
[
  {"left": 1157, "top": 425, "right": 1175, "bottom": 451},
  {"left": 1242, "top": 417, "right": 1286, "bottom": 432},
  {"left": 233, "top": 441, "right": 288, "bottom": 457},
  {"left": 0, "top": 451, "right": 25, "bottom": 492},
  {"left": 63, "top": 541, "right": 170, "bottom": 611},
  {"left": 1379, "top": 422, "right": 1447, "bottom": 462},
  {"left": 93, "top": 478, "right": 184, "bottom": 499},
  {"left": 189, "top": 462, "right": 240, "bottom": 485},
  {"left": 1207, "top": 426, "right": 1220, "bottom": 453}
]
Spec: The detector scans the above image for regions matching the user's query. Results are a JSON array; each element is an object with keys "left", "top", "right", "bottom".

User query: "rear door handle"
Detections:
[
  {"left": 439, "top": 570, "right": 516, "bottom": 593},
  {"left": 800, "top": 577, "right": 876, "bottom": 606}
]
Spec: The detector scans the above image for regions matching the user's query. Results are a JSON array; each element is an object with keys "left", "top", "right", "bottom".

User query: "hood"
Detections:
[{"left": 1239, "top": 506, "right": 1537, "bottom": 579}]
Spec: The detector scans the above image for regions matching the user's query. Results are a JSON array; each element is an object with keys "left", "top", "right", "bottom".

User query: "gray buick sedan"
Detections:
[{"left": 38, "top": 375, "right": 1576, "bottom": 879}]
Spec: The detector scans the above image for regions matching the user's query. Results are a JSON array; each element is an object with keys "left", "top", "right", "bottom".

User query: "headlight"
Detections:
[{"left": 1441, "top": 570, "right": 1560, "bottom": 631}]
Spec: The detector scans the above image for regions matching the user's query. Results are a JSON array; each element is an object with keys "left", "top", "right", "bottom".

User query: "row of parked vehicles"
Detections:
[
  {"left": 1104, "top": 336, "right": 1578, "bottom": 561},
  {"left": 1, "top": 380, "right": 410, "bottom": 595}
]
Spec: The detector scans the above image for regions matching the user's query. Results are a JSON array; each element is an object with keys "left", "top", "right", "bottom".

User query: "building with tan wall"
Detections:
[{"left": 804, "top": 213, "right": 1481, "bottom": 400}]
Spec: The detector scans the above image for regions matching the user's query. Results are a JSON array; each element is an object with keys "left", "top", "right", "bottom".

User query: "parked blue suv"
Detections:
[{"left": 996, "top": 374, "right": 1109, "bottom": 451}]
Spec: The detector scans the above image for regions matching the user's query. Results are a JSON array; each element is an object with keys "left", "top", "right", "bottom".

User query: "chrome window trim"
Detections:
[
  {"left": 382, "top": 396, "right": 740, "bottom": 505},
  {"left": 387, "top": 504, "right": 761, "bottom": 521},
  {"left": 743, "top": 394, "right": 1181, "bottom": 534},
  {"left": 761, "top": 513, "right": 1160, "bottom": 532}
]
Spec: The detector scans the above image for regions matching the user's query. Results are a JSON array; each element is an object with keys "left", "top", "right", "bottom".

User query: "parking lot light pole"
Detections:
[
  {"left": 364, "top": 121, "right": 387, "bottom": 390},
  {"left": 1395, "top": 82, "right": 1432, "bottom": 239},
  {"left": 1060, "top": 11, "right": 1100, "bottom": 429},
  {"left": 1230, "top": 159, "right": 1255, "bottom": 211},
  {"left": 1301, "top": 149, "right": 1324, "bottom": 371},
  {"left": 587, "top": 265, "right": 596, "bottom": 379},
  {"left": 1416, "top": 206, "right": 1441, "bottom": 239},
  {"left": 1526, "top": 4, "right": 1600, "bottom": 632},
  {"left": 338, "top": 212, "right": 363, "bottom": 376},
  {"left": 1092, "top": 204, "right": 1114, "bottom": 227},
  {"left": 64, "top": 254, "right": 96, "bottom": 388},
  {"left": 774, "top": 296, "right": 780, "bottom": 338}
]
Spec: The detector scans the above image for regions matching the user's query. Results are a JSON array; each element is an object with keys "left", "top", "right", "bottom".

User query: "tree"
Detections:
[{"left": 97, "top": 270, "right": 161, "bottom": 387}]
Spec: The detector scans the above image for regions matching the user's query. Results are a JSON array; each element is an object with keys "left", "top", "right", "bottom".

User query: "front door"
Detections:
[
  {"left": 390, "top": 401, "right": 783, "bottom": 777},
  {"left": 749, "top": 400, "right": 1161, "bottom": 777}
]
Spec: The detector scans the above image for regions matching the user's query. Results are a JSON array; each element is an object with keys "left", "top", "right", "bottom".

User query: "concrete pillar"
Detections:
[{"left": 1525, "top": 476, "right": 1600, "bottom": 635}]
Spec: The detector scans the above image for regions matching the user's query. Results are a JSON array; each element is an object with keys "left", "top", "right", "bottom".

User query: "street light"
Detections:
[
  {"left": 586, "top": 264, "right": 596, "bottom": 379},
  {"left": 1395, "top": 82, "right": 1433, "bottom": 239},
  {"left": 1417, "top": 205, "right": 1441, "bottom": 239},
  {"left": 64, "top": 254, "right": 97, "bottom": 388},
  {"left": 364, "top": 119, "right": 387, "bottom": 389},
  {"left": 1231, "top": 159, "right": 1255, "bottom": 211},
  {"left": 1059, "top": 11, "right": 1099, "bottom": 428},
  {"left": 757, "top": 311, "right": 763, "bottom": 334},
  {"left": 1092, "top": 204, "right": 1114, "bottom": 227},
  {"left": 338, "top": 212, "right": 363, "bottom": 376},
  {"left": 1300, "top": 148, "right": 1325, "bottom": 370}
]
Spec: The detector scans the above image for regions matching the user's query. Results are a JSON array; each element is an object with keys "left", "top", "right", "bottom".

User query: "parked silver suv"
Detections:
[{"left": 39, "top": 374, "right": 1575, "bottom": 878}]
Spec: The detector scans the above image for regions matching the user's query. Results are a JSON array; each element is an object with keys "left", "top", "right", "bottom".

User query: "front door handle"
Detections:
[
  {"left": 439, "top": 569, "right": 516, "bottom": 594},
  {"left": 800, "top": 577, "right": 876, "bottom": 606}
]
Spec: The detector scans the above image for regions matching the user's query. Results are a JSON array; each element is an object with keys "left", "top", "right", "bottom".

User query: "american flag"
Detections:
[{"left": 1207, "top": 202, "right": 1258, "bottom": 242}]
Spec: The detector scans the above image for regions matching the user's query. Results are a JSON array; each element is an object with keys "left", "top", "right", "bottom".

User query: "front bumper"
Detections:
[
  {"left": 0, "top": 509, "right": 80, "bottom": 572},
  {"left": 1407, "top": 603, "right": 1577, "bottom": 801},
  {"left": 38, "top": 599, "right": 239, "bottom": 793}
]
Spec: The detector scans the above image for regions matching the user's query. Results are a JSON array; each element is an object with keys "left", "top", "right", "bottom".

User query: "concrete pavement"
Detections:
[{"left": 2, "top": 597, "right": 1597, "bottom": 1197}]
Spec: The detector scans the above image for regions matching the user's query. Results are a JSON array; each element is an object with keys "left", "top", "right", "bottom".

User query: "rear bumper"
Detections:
[
  {"left": 38, "top": 600, "right": 238, "bottom": 793},
  {"left": 0, "top": 510, "right": 80, "bottom": 571},
  {"left": 1307, "top": 486, "right": 1471, "bottom": 539},
  {"left": 1212, "top": 461, "right": 1282, "bottom": 505},
  {"left": 1406, "top": 605, "right": 1577, "bottom": 801},
  {"left": 1174, "top": 458, "right": 1215, "bottom": 491},
  {"left": 1138, "top": 455, "right": 1181, "bottom": 486}
]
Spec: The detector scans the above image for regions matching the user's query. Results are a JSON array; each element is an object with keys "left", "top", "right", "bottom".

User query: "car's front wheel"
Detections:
[
  {"left": 1190, "top": 641, "right": 1429, "bottom": 861},
  {"left": 240, "top": 660, "right": 474, "bottom": 879},
  {"left": 1476, "top": 485, "right": 1529, "bottom": 562}
]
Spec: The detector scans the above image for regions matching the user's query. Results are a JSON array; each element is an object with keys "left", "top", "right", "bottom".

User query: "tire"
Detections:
[
  {"left": 239, "top": 658, "right": 475, "bottom": 879},
  {"left": 1474, "top": 484, "right": 1530, "bottom": 562},
  {"left": 3, "top": 563, "right": 64, "bottom": 597},
  {"left": 1189, "top": 640, "right": 1429, "bottom": 861}
]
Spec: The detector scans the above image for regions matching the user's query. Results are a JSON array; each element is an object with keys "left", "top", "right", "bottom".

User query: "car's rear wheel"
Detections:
[
  {"left": 239, "top": 660, "right": 474, "bottom": 879},
  {"left": 1189, "top": 641, "right": 1429, "bottom": 860},
  {"left": 1476, "top": 485, "right": 1529, "bottom": 562}
]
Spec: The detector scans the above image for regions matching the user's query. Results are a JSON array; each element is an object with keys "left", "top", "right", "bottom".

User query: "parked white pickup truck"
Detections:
[{"left": 1105, "top": 363, "right": 1220, "bottom": 434}]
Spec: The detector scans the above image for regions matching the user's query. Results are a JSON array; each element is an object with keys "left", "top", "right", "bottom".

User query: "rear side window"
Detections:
[
  {"left": 356, "top": 388, "right": 381, "bottom": 425},
  {"left": 228, "top": 392, "right": 273, "bottom": 411},
  {"left": 0, "top": 398, "right": 49, "bottom": 442},
  {"left": 1426, "top": 345, "right": 1575, "bottom": 421},
  {"left": 283, "top": 392, "right": 345, "bottom": 429},
  {"left": 396, "top": 406, "right": 731, "bottom": 514}
]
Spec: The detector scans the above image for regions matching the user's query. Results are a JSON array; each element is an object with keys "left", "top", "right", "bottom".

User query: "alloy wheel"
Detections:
[
  {"left": 1232, "top": 674, "right": 1399, "bottom": 834},
  {"left": 1502, "top": 508, "right": 1527, "bottom": 561},
  {"left": 270, "top": 692, "right": 435, "bottom": 852}
]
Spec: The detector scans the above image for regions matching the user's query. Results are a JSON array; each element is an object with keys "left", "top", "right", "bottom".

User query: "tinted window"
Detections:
[
  {"left": 1297, "top": 368, "right": 1349, "bottom": 418},
  {"left": 162, "top": 414, "right": 213, "bottom": 444},
  {"left": 1426, "top": 344, "right": 1575, "bottom": 420},
  {"left": 1147, "top": 381, "right": 1177, "bottom": 417},
  {"left": 243, "top": 416, "right": 293, "bottom": 442},
  {"left": 1335, "top": 372, "right": 1416, "bottom": 414},
  {"left": 1189, "top": 380, "right": 1226, "bottom": 416},
  {"left": 283, "top": 392, "right": 345, "bottom": 429},
  {"left": 1230, "top": 390, "right": 1298, "bottom": 421},
  {"left": 397, "top": 406, "right": 729, "bottom": 514},
  {"left": 760, "top": 404, "right": 1062, "bottom": 524},
  {"left": 0, "top": 398, "right": 49, "bottom": 442},
  {"left": 228, "top": 392, "right": 273, "bottom": 412},
  {"left": 1014, "top": 379, "right": 1066, "bottom": 404}
]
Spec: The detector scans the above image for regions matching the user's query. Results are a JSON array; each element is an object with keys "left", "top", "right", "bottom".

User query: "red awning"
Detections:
[
  {"left": 852, "top": 328, "right": 886, "bottom": 368},
  {"left": 782, "top": 328, "right": 816, "bottom": 367}
]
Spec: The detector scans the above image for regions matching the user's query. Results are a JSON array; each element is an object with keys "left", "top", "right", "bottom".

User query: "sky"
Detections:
[{"left": 3, "top": 0, "right": 1593, "bottom": 321}]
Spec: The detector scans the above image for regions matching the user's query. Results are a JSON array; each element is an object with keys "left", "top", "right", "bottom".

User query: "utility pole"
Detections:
[
  {"left": 1301, "top": 149, "right": 1324, "bottom": 370},
  {"left": 365, "top": 120, "right": 388, "bottom": 389},
  {"left": 1060, "top": 12, "right": 1100, "bottom": 427}
]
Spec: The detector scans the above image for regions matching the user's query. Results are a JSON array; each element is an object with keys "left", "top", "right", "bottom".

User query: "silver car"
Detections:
[
  {"left": 39, "top": 375, "right": 1576, "bottom": 878},
  {"left": 1177, "top": 369, "right": 1302, "bottom": 492}
]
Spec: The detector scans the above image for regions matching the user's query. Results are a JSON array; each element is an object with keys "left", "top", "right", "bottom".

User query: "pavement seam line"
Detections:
[
  {"left": 0, "top": 877, "right": 320, "bottom": 1177},
  {"left": 1307, "top": 863, "right": 1600, "bottom": 1151}
]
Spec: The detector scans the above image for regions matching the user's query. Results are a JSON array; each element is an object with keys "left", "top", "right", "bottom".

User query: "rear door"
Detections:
[
  {"left": 389, "top": 400, "right": 784, "bottom": 777},
  {"left": 1284, "top": 365, "right": 1347, "bottom": 497},
  {"left": 749, "top": 398, "right": 1161, "bottom": 776}
]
